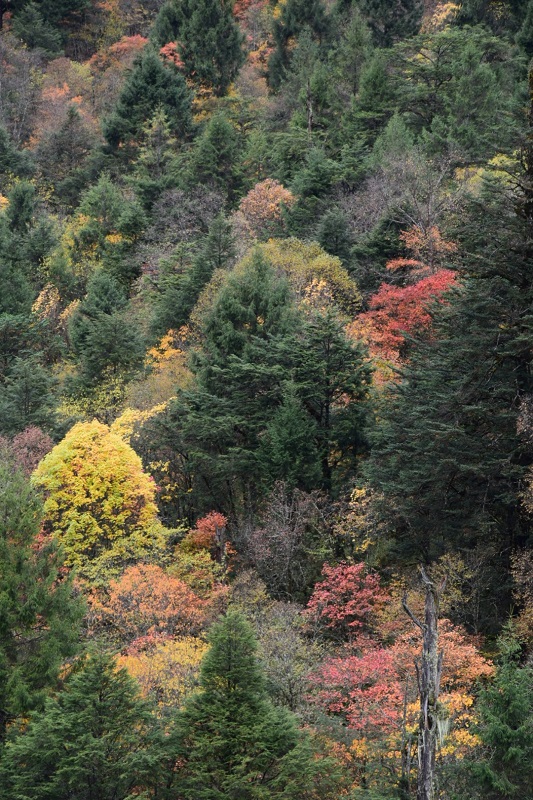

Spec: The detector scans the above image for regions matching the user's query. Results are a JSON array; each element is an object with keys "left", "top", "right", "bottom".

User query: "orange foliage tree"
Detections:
[
  {"left": 234, "top": 178, "right": 295, "bottom": 241},
  {"left": 89, "top": 563, "right": 208, "bottom": 651}
]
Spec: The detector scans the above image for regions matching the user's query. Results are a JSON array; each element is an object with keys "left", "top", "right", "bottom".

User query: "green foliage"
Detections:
[
  {"left": 130, "top": 108, "right": 177, "bottom": 209},
  {"left": 0, "top": 126, "right": 33, "bottom": 179},
  {"left": 455, "top": 635, "right": 533, "bottom": 799},
  {"left": 104, "top": 45, "right": 192, "bottom": 153},
  {"left": 269, "top": 0, "right": 330, "bottom": 89},
  {"left": 0, "top": 461, "right": 83, "bottom": 740},
  {"left": 69, "top": 271, "right": 144, "bottom": 386},
  {"left": 152, "top": 0, "right": 245, "bottom": 96},
  {"left": 9, "top": 0, "right": 89, "bottom": 31},
  {"left": 0, "top": 356, "right": 56, "bottom": 435},
  {"left": 0, "top": 651, "right": 166, "bottom": 800},
  {"left": 172, "top": 610, "right": 337, "bottom": 798},
  {"left": 361, "top": 0, "right": 423, "bottom": 47},
  {"left": 317, "top": 207, "right": 354, "bottom": 266},
  {"left": 11, "top": 2, "right": 63, "bottom": 54},
  {"left": 364, "top": 175, "right": 533, "bottom": 608},
  {"left": 189, "top": 113, "right": 243, "bottom": 198},
  {"left": 36, "top": 106, "right": 98, "bottom": 209},
  {"left": 151, "top": 212, "right": 235, "bottom": 337}
]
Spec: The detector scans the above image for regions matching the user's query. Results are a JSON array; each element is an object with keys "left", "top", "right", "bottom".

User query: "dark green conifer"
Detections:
[
  {"left": 11, "top": 2, "right": 62, "bottom": 53},
  {"left": 104, "top": 45, "right": 192, "bottom": 153},
  {"left": 0, "top": 462, "right": 83, "bottom": 741},
  {"left": 172, "top": 610, "right": 329, "bottom": 799},
  {"left": 152, "top": 0, "right": 245, "bottom": 96},
  {"left": 0, "top": 651, "right": 164, "bottom": 799},
  {"left": 361, "top": 0, "right": 423, "bottom": 47}
]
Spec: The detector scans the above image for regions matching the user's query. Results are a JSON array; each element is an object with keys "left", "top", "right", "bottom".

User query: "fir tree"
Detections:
[
  {"left": 172, "top": 610, "right": 330, "bottom": 799},
  {"left": 104, "top": 45, "right": 192, "bottom": 153},
  {"left": 11, "top": 2, "right": 62, "bottom": 54},
  {"left": 457, "top": 635, "right": 533, "bottom": 799},
  {"left": 0, "top": 651, "right": 166, "bottom": 799},
  {"left": 152, "top": 0, "right": 245, "bottom": 96},
  {"left": 0, "top": 462, "right": 83, "bottom": 741},
  {"left": 151, "top": 213, "right": 235, "bottom": 337},
  {"left": 69, "top": 272, "right": 144, "bottom": 386},
  {"left": 364, "top": 164, "right": 533, "bottom": 624},
  {"left": 269, "top": 0, "right": 330, "bottom": 89},
  {"left": 361, "top": 0, "right": 423, "bottom": 47}
]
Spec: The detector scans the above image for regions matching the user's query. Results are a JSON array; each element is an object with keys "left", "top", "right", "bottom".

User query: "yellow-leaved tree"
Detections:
[{"left": 33, "top": 420, "right": 168, "bottom": 585}]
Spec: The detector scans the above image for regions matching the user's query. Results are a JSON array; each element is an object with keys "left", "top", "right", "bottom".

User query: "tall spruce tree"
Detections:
[
  {"left": 268, "top": 0, "right": 330, "bottom": 89},
  {"left": 104, "top": 45, "right": 192, "bottom": 153},
  {"left": 456, "top": 635, "right": 533, "bottom": 799},
  {"left": 0, "top": 461, "right": 83, "bottom": 741},
  {"left": 364, "top": 106, "right": 533, "bottom": 622},
  {"left": 171, "top": 610, "right": 334, "bottom": 799},
  {"left": 361, "top": 0, "right": 423, "bottom": 47},
  {"left": 152, "top": 0, "right": 245, "bottom": 96},
  {"left": 0, "top": 651, "right": 166, "bottom": 800}
]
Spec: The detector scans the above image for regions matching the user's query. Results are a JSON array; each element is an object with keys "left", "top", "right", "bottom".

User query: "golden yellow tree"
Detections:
[{"left": 33, "top": 420, "right": 168, "bottom": 584}]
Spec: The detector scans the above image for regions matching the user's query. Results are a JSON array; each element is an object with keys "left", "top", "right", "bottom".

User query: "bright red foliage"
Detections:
[
  {"left": 310, "top": 649, "right": 404, "bottom": 734},
  {"left": 305, "top": 562, "right": 388, "bottom": 641},
  {"left": 357, "top": 269, "right": 456, "bottom": 360}
]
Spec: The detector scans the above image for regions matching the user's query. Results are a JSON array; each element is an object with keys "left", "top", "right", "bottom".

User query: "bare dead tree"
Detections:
[{"left": 403, "top": 568, "right": 446, "bottom": 800}]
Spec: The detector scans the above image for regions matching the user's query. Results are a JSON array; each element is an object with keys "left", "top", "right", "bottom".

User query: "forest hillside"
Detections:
[{"left": 0, "top": 1, "right": 533, "bottom": 798}]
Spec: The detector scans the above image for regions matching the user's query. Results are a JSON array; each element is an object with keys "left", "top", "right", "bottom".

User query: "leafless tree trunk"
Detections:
[{"left": 403, "top": 568, "right": 445, "bottom": 800}]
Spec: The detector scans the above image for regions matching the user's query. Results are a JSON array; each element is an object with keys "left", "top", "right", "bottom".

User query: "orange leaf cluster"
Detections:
[
  {"left": 90, "top": 563, "right": 208, "bottom": 652},
  {"left": 236, "top": 179, "right": 295, "bottom": 241}
]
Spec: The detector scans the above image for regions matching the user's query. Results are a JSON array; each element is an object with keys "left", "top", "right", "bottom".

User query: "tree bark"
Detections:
[{"left": 403, "top": 568, "right": 444, "bottom": 800}]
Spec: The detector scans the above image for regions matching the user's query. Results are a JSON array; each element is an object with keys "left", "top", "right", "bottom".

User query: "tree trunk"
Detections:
[{"left": 403, "top": 568, "right": 444, "bottom": 800}]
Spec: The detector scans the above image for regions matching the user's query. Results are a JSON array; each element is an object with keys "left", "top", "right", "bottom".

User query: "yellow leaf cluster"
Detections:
[
  {"left": 33, "top": 420, "right": 168, "bottom": 584},
  {"left": 118, "top": 636, "right": 208, "bottom": 711},
  {"left": 238, "top": 238, "right": 361, "bottom": 316}
]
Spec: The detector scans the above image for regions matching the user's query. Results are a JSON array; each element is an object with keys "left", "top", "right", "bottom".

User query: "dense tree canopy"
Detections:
[{"left": 1, "top": 2, "right": 533, "bottom": 798}]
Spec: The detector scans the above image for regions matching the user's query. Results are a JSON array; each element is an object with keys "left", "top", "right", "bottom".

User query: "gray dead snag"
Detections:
[{"left": 403, "top": 568, "right": 445, "bottom": 800}]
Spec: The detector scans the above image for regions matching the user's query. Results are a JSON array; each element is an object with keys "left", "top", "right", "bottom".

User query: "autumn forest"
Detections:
[{"left": 0, "top": 0, "right": 532, "bottom": 798}]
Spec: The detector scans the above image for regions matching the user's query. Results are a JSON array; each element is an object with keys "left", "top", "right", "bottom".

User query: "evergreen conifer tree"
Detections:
[
  {"left": 171, "top": 610, "right": 329, "bottom": 798},
  {"left": 0, "top": 462, "right": 83, "bottom": 741},
  {"left": 0, "top": 651, "right": 165, "bottom": 799},
  {"left": 11, "top": 2, "right": 62, "bottom": 54},
  {"left": 364, "top": 155, "right": 533, "bottom": 619},
  {"left": 152, "top": 0, "right": 245, "bottom": 96},
  {"left": 104, "top": 45, "right": 192, "bottom": 153},
  {"left": 457, "top": 635, "right": 533, "bottom": 799},
  {"left": 361, "top": 0, "right": 423, "bottom": 47}
]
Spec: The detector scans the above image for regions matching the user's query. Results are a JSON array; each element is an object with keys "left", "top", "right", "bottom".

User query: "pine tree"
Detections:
[
  {"left": 317, "top": 207, "right": 353, "bottom": 266},
  {"left": 104, "top": 45, "right": 192, "bottom": 153},
  {"left": 157, "top": 250, "right": 297, "bottom": 516},
  {"left": 172, "top": 610, "right": 330, "bottom": 799},
  {"left": 152, "top": 0, "right": 245, "bottom": 96},
  {"left": 0, "top": 462, "right": 83, "bottom": 741},
  {"left": 457, "top": 635, "right": 533, "bottom": 799},
  {"left": 0, "top": 651, "right": 166, "bottom": 800},
  {"left": 361, "top": 0, "right": 423, "bottom": 47},
  {"left": 131, "top": 108, "right": 177, "bottom": 210}
]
